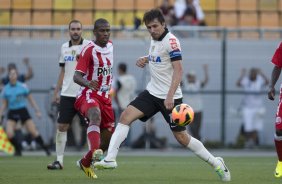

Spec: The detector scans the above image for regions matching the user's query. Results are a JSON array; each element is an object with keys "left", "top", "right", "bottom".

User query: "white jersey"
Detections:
[
  {"left": 146, "top": 29, "right": 183, "bottom": 99},
  {"left": 59, "top": 39, "right": 90, "bottom": 97}
]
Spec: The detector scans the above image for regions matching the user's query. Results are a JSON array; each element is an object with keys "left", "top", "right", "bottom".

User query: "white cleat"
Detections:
[
  {"left": 215, "top": 157, "right": 231, "bottom": 182},
  {"left": 94, "top": 159, "right": 118, "bottom": 170}
]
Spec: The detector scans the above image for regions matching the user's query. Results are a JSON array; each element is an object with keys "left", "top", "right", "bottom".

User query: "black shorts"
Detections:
[
  {"left": 129, "top": 90, "right": 186, "bottom": 132},
  {"left": 57, "top": 96, "right": 86, "bottom": 125},
  {"left": 7, "top": 107, "right": 31, "bottom": 124}
]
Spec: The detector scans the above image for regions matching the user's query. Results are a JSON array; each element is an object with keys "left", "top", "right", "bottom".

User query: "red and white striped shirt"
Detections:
[{"left": 75, "top": 41, "right": 113, "bottom": 102}]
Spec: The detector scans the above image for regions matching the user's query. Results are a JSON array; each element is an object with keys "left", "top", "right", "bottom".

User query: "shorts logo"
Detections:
[{"left": 276, "top": 117, "right": 282, "bottom": 124}]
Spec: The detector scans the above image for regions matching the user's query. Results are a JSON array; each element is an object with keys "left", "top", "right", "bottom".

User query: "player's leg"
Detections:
[
  {"left": 75, "top": 97, "right": 103, "bottom": 179},
  {"left": 95, "top": 90, "right": 156, "bottom": 169},
  {"left": 6, "top": 118, "right": 21, "bottom": 156},
  {"left": 172, "top": 130, "right": 230, "bottom": 181},
  {"left": 24, "top": 118, "right": 50, "bottom": 156},
  {"left": 273, "top": 96, "right": 282, "bottom": 178},
  {"left": 47, "top": 96, "right": 76, "bottom": 169},
  {"left": 166, "top": 98, "right": 230, "bottom": 181}
]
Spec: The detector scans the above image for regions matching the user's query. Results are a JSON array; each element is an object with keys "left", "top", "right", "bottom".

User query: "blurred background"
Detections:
[{"left": 1, "top": 0, "right": 282, "bottom": 152}]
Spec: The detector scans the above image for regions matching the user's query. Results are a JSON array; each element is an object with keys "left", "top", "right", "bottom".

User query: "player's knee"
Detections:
[
  {"left": 57, "top": 124, "right": 69, "bottom": 132},
  {"left": 87, "top": 107, "right": 101, "bottom": 123}
]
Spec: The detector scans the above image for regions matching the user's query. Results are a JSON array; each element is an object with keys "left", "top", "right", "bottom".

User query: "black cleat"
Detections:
[{"left": 47, "top": 161, "right": 63, "bottom": 170}]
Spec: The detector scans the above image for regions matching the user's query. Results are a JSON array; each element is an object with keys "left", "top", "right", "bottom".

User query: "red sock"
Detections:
[
  {"left": 275, "top": 139, "right": 282, "bottom": 161},
  {"left": 81, "top": 125, "right": 100, "bottom": 167}
]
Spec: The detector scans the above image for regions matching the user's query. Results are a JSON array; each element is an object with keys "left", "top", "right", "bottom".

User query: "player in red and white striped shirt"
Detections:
[
  {"left": 73, "top": 18, "right": 115, "bottom": 179},
  {"left": 268, "top": 42, "right": 282, "bottom": 178}
]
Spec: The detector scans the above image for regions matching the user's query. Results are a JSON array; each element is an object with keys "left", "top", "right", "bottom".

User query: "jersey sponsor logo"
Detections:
[
  {"left": 97, "top": 66, "right": 113, "bottom": 76},
  {"left": 64, "top": 55, "right": 76, "bottom": 62},
  {"left": 148, "top": 55, "right": 161, "bottom": 63},
  {"left": 169, "top": 38, "right": 178, "bottom": 50}
]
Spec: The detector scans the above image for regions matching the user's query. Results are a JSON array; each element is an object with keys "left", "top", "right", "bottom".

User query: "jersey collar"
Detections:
[
  {"left": 68, "top": 38, "right": 84, "bottom": 47},
  {"left": 157, "top": 28, "right": 169, "bottom": 41}
]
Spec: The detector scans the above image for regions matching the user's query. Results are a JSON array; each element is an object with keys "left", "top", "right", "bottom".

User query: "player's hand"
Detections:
[
  {"left": 164, "top": 97, "right": 174, "bottom": 110},
  {"left": 268, "top": 87, "right": 275, "bottom": 100},
  {"left": 136, "top": 57, "right": 148, "bottom": 68},
  {"left": 87, "top": 80, "right": 99, "bottom": 90},
  {"left": 52, "top": 93, "right": 60, "bottom": 104},
  {"left": 76, "top": 54, "right": 80, "bottom": 61}
]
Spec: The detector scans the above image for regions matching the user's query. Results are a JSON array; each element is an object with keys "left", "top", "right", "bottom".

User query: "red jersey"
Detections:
[
  {"left": 272, "top": 42, "right": 282, "bottom": 68},
  {"left": 75, "top": 41, "right": 113, "bottom": 103}
]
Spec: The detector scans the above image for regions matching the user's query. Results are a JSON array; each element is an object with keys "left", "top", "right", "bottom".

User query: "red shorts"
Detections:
[{"left": 74, "top": 95, "right": 115, "bottom": 133}]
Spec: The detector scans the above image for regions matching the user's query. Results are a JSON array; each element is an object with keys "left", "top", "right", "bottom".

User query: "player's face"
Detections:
[
  {"left": 145, "top": 18, "right": 166, "bottom": 40},
  {"left": 9, "top": 69, "right": 18, "bottom": 84},
  {"left": 94, "top": 23, "right": 111, "bottom": 47},
  {"left": 69, "top": 22, "right": 82, "bottom": 42}
]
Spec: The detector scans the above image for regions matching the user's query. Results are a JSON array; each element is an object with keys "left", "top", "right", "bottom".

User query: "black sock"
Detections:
[
  {"left": 35, "top": 135, "right": 50, "bottom": 155},
  {"left": 10, "top": 137, "right": 22, "bottom": 156}
]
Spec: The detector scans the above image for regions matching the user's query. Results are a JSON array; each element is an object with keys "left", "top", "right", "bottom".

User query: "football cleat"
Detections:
[
  {"left": 94, "top": 159, "right": 117, "bottom": 170},
  {"left": 274, "top": 161, "right": 282, "bottom": 178},
  {"left": 47, "top": 161, "right": 63, "bottom": 170},
  {"left": 77, "top": 159, "right": 97, "bottom": 179},
  {"left": 215, "top": 157, "right": 231, "bottom": 182}
]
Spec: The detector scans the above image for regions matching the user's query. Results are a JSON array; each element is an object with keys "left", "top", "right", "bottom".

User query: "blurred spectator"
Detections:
[
  {"left": 183, "top": 64, "right": 208, "bottom": 140},
  {"left": 0, "top": 68, "right": 50, "bottom": 156},
  {"left": 1, "top": 57, "right": 33, "bottom": 86},
  {"left": 193, "top": 0, "right": 206, "bottom": 26},
  {"left": 159, "top": 0, "right": 177, "bottom": 26},
  {"left": 114, "top": 63, "right": 137, "bottom": 146},
  {"left": 177, "top": 0, "right": 198, "bottom": 26},
  {"left": 236, "top": 68, "right": 269, "bottom": 148},
  {"left": 134, "top": 17, "right": 142, "bottom": 30}
]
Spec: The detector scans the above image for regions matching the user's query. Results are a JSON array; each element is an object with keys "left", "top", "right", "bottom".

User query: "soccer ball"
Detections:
[{"left": 172, "top": 104, "right": 194, "bottom": 126}]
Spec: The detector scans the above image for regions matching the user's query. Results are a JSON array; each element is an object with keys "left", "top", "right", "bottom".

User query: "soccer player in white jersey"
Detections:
[
  {"left": 95, "top": 9, "right": 231, "bottom": 182},
  {"left": 73, "top": 18, "right": 115, "bottom": 179},
  {"left": 47, "top": 20, "right": 90, "bottom": 170}
]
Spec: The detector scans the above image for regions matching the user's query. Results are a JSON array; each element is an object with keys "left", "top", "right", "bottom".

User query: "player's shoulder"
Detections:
[
  {"left": 163, "top": 32, "right": 180, "bottom": 44},
  {"left": 61, "top": 41, "right": 70, "bottom": 48},
  {"left": 107, "top": 40, "right": 113, "bottom": 47},
  {"left": 82, "top": 39, "right": 91, "bottom": 45}
]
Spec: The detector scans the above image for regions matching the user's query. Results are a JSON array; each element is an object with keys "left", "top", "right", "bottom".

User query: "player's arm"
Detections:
[
  {"left": 0, "top": 99, "right": 7, "bottom": 122},
  {"left": 165, "top": 60, "right": 183, "bottom": 110},
  {"left": 23, "top": 57, "right": 34, "bottom": 81},
  {"left": 136, "top": 56, "right": 149, "bottom": 68},
  {"left": 73, "top": 71, "right": 99, "bottom": 91},
  {"left": 53, "top": 66, "right": 65, "bottom": 103},
  {"left": 268, "top": 66, "right": 281, "bottom": 101},
  {"left": 27, "top": 93, "right": 41, "bottom": 118}
]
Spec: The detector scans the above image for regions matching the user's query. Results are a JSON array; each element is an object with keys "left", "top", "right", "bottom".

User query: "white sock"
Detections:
[
  {"left": 105, "top": 123, "right": 130, "bottom": 161},
  {"left": 187, "top": 137, "right": 219, "bottom": 168},
  {"left": 56, "top": 130, "right": 67, "bottom": 164}
]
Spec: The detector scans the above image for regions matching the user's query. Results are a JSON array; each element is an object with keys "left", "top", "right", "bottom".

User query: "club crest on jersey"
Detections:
[
  {"left": 148, "top": 55, "right": 161, "bottom": 63},
  {"left": 71, "top": 50, "right": 76, "bottom": 56},
  {"left": 97, "top": 66, "right": 112, "bottom": 76}
]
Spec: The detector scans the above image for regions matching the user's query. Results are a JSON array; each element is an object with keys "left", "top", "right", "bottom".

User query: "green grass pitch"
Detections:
[{"left": 0, "top": 155, "right": 281, "bottom": 184}]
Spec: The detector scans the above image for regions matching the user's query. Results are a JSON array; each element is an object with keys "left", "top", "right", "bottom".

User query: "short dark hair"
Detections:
[
  {"left": 143, "top": 8, "right": 165, "bottom": 25},
  {"left": 8, "top": 63, "right": 17, "bottom": 71},
  {"left": 118, "top": 63, "right": 127, "bottom": 73},
  {"left": 68, "top": 20, "right": 82, "bottom": 30},
  {"left": 94, "top": 18, "right": 109, "bottom": 30}
]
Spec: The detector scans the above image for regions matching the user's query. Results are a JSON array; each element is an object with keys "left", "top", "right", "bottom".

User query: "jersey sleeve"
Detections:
[
  {"left": 75, "top": 45, "right": 93, "bottom": 74},
  {"left": 271, "top": 42, "right": 282, "bottom": 67},
  {"left": 59, "top": 45, "right": 65, "bottom": 67},
  {"left": 165, "top": 36, "right": 182, "bottom": 62}
]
